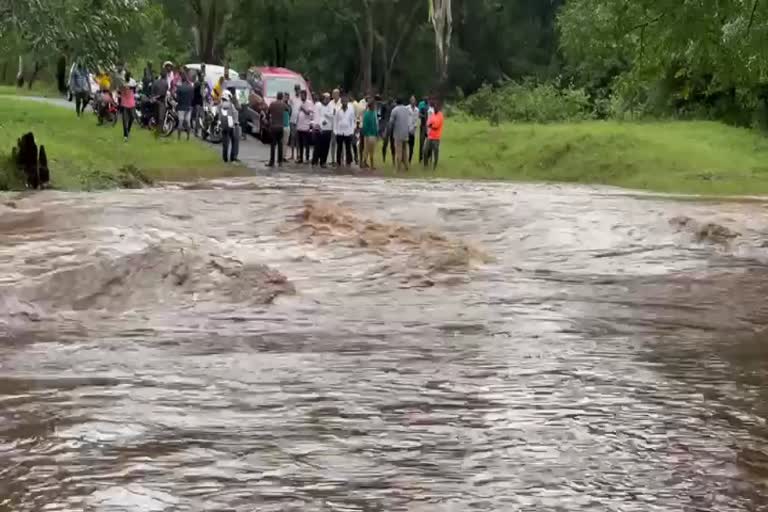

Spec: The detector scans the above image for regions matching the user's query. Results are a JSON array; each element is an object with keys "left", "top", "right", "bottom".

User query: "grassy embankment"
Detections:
[
  {"left": 0, "top": 96, "right": 241, "bottom": 190},
  {"left": 385, "top": 119, "right": 768, "bottom": 195},
  {"left": 0, "top": 84, "right": 64, "bottom": 99}
]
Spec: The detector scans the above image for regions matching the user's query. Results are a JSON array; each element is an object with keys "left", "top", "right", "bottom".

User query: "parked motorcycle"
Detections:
[
  {"left": 93, "top": 92, "right": 118, "bottom": 126},
  {"left": 200, "top": 103, "right": 222, "bottom": 144},
  {"left": 134, "top": 95, "right": 177, "bottom": 137}
]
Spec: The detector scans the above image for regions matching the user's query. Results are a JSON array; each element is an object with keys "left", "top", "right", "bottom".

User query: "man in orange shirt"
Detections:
[{"left": 423, "top": 101, "right": 444, "bottom": 170}]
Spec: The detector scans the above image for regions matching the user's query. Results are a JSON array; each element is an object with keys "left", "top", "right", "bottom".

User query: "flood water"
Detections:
[{"left": 2, "top": 176, "right": 768, "bottom": 511}]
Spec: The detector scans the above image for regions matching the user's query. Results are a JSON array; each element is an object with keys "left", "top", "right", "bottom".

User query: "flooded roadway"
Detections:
[{"left": 2, "top": 176, "right": 768, "bottom": 511}]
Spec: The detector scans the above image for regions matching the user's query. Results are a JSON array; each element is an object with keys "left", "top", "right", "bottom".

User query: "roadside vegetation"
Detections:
[
  {"left": 383, "top": 119, "right": 768, "bottom": 196},
  {"left": 0, "top": 97, "right": 239, "bottom": 190}
]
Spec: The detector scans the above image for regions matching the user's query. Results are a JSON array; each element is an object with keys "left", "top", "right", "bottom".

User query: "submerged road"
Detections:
[{"left": 3, "top": 96, "right": 768, "bottom": 510}]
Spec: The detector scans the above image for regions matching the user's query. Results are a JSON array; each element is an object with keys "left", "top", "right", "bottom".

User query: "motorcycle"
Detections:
[
  {"left": 200, "top": 103, "right": 222, "bottom": 144},
  {"left": 134, "top": 94, "right": 177, "bottom": 137},
  {"left": 93, "top": 92, "right": 118, "bottom": 126}
]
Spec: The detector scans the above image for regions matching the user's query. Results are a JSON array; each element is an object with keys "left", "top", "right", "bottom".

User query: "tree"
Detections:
[{"left": 428, "top": 0, "right": 453, "bottom": 88}]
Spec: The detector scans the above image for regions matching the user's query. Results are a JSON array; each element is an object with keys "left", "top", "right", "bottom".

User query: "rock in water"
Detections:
[{"left": 38, "top": 145, "right": 50, "bottom": 188}]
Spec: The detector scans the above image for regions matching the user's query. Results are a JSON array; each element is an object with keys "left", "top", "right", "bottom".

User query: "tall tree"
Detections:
[{"left": 428, "top": 0, "right": 453, "bottom": 88}]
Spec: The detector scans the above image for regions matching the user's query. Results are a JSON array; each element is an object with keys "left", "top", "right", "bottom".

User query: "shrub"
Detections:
[{"left": 461, "top": 78, "right": 595, "bottom": 124}]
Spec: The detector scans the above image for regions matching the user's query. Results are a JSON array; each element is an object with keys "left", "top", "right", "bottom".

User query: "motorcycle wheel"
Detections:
[
  {"left": 110, "top": 112, "right": 118, "bottom": 126},
  {"left": 160, "top": 114, "right": 176, "bottom": 138},
  {"left": 208, "top": 125, "right": 223, "bottom": 144}
]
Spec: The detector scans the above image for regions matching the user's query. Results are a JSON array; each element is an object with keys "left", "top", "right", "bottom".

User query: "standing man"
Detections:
[
  {"left": 418, "top": 96, "right": 429, "bottom": 162},
  {"left": 220, "top": 91, "right": 240, "bottom": 163},
  {"left": 192, "top": 69, "right": 205, "bottom": 137},
  {"left": 354, "top": 94, "right": 367, "bottom": 167},
  {"left": 361, "top": 98, "right": 379, "bottom": 170},
  {"left": 151, "top": 70, "right": 170, "bottom": 137},
  {"left": 296, "top": 90, "right": 313, "bottom": 164},
  {"left": 407, "top": 95, "right": 420, "bottom": 163},
  {"left": 142, "top": 62, "right": 154, "bottom": 94},
  {"left": 380, "top": 97, "right": 395, "bottom": 163},
  {"left": 70, "top": 61, "right": 91, "bottom": 117},
  {"left": 388, "top": 98, "right": 411, "bottom": 173},
  {"left": 424, "top": 101, "right": 444, "bottom": 170},
  {"left": 175, "top": 72, "right": 194, "bottom": 141},
  {"left": 334, "top": 95, "right": 356, "bottom": 167},
  {"left": 289, "top": 84, "right": 302, "bottom": 161},
  {"left": 329, "top": 88, "right": 341, "bottom": 165},
  {"left": 267, "top": 92, "right": 288, "bottom": 167},
  {"left": 312, "top": 93, "right": 334, "bottom": 168}
]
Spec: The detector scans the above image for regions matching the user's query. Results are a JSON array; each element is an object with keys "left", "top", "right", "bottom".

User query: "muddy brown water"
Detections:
[{"left": 2, "top": 176, "right": 768, "bottom": 511}]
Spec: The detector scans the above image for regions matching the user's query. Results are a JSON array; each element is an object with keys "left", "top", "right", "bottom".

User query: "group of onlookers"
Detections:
[{"left": 264, "top": 86, "right": 444, "bottom": 171}]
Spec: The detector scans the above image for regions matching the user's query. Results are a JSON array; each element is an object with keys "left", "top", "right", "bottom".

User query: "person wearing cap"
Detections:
[{"left": 220, "top": 90, "right": 240, "bottom": 163}]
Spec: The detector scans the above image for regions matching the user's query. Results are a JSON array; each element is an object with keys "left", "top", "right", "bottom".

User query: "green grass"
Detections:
[
  {"left": 381, "top": 119, "right": 768, "bottom": 195},
  {"left": 0, "top": 96, "right": 242, "bottom": 190},
  {"left": 0, "top": 83, "right": 64, "bottom": 99}
]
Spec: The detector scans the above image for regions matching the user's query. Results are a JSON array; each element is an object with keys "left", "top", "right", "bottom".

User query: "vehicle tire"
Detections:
[
  {"left": 160, "top": 113, "right": 176, "bottom": 138},
  {"left": 209, "top": 125, "right": 223, "bottom": 144},
  {"left": 110, "top": 112, "right": 118, "bottom": 126}
]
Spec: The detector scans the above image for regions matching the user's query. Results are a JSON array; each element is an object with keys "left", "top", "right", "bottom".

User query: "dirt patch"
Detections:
[{"left": 283, "top": 199, "right": 492, "bottom": 286}]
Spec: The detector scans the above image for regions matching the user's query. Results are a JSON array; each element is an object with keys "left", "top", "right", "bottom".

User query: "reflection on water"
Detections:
[{"left": 1, "top": 176, "right": 768, "bottom": 511}]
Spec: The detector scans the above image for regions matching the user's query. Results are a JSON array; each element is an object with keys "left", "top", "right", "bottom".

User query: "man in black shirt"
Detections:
[
  {"left": 192, "top": 69, "right": 205, "bottom": 137},
  {"left": 267, "top": 92, "right": 288, "bottom": 167},
  {"left": 176, "top": 72, "right": 194, "bottom": 140},
  {"left": 151, "top": 70, "right": 169, "bottom": 137}
]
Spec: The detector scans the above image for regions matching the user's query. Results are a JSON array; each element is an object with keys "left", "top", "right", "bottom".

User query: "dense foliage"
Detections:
[{"left": 3, "top": 0, "right": 768, "bottom": 126}]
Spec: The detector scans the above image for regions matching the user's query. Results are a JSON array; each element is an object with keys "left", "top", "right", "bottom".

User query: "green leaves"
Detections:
[{"left": 2, "top": 0, "right": 146, "bottom": 64}]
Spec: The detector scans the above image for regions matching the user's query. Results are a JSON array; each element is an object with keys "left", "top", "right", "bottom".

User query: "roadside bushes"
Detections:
[{"left": 460, "top": 79, "right": 594, "bottom": 124}]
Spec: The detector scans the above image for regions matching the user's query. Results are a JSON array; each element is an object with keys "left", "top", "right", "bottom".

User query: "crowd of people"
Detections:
[
  {"left": 68, "top": 59, "right": 446, "bottom": 171},
  {"left": 263, "top": 86, "right": 444, "bottom": 171}
]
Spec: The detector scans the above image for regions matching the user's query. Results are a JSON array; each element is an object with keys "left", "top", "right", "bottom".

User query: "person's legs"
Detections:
[
  {"left": 329, "top": 134, "right": 337, "bottom": 165},
  {"left": 231, "top": 127, "right": 240, "bottom": 161},
  {"left": 408, "top": 133, "right": 415, "bottom": 163},
  {"left": 222, "top": 128, "right": 231, "bottom": 162},
  {"left": 121, "top": 107, "right": 130, "bottom": 138},
  {"left": 321, "top": 131, "right": 332, "bottom": 166},
  {"left": 75, "top": 93, "right": 83, "bottom": 117},
  {"left": 335, "top": 134, "right": 343, "bottom": 166},
  {"left": 432, "top": 140, "right": 440, "bottom": 169},
  {"left": 382, "top": 134, "right": 389, "bottom": 162},
  {"left": 402, "top": 141, "right": 410, "bottom": 171},
  {"left": 344, "top": 136, "right": 353, "bottom": 166},
  {"left": 127, "top": 108, "right": 134, "bottom": 137},
  {"left": 423, "top": 140, "right": 433, "bottom": 168},
  {"left": 269, "top": 131, "right": 277, "bottom": 166},
  {"left": 290, "top": 124, "right": 297, "bottom": 159},
  {"left": 367, "top": 137, "right": 377, "bottom": 169},
  {"left": 297, "top": 131, "right": 306, "bottom": 163},
  {"left": 359, "top": 134, "right": 366, "bottom": 168},
  {"left": 419, "top": 124, "right": 426, "bottom": 162},
  {"left": 312, "top": 132, "right": 321, "bottom": 166},
  {"left": 277, "top": 128, "right": 285, "bottom": 164}
]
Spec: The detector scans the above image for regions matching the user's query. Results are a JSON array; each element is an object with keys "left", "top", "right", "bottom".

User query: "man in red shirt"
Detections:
[{"left": 423, "top": 101, "right": 444, "bottom": 170}]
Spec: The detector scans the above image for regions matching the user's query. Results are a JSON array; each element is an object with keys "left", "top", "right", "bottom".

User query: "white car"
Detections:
[{"left": 185, "top": 63, "right": 240, "bottom": 86}]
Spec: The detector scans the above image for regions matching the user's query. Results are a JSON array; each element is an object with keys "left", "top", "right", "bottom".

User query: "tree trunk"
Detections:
[
  {"left": 16, "top": 55, "right": 24, "bottom": 88},
  {"left": 56, "top": 55, "right": 67, "bottom": 93},
  {"left": 28, "top": 61, "right": 41, "bottom": 89},
  {"left": 429, "top": 0, "right": 453, "bottom": 91},
  {"left": 363, "top": 1, "right": 375, "bottom": 94}
]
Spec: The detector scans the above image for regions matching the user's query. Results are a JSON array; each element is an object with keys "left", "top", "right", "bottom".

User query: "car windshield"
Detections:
[{"left": 265, "top": 77, "right": 300, "bottom": 98}]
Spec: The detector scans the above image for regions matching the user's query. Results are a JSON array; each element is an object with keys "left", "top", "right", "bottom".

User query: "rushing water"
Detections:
[{"left": 2, "top": 176, "right": 768, "bottom": 511}]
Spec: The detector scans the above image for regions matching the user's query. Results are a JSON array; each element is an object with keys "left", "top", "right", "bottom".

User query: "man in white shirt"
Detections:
[
  {"left": 289, "top": 84, "right": 302, "bottom": 161},
  {"left": 329, "top": 88, "right": 341, "bottom": 165},
  {"left": 312, "top": 93, "right": 335, "bottom": 168},
  {"left": 334, "top": 95, "right": 357, "bottom": 167},
  {"left": 408, "top": 95, "right": 420, "bottom": 163},
  {"left": 296, "top": 90, "right": 314, "bottom": 164}
]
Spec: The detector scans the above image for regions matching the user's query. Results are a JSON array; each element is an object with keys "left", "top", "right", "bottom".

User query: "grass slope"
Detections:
[
  {"left": 392, "top": 120, "right": 768, "bottom": 195},
  {"left": 0, "top": 84, "right": 64, "bottom": 99},
  {"left": 0, "top": 96, "right": 240, "bottom": 190}
]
